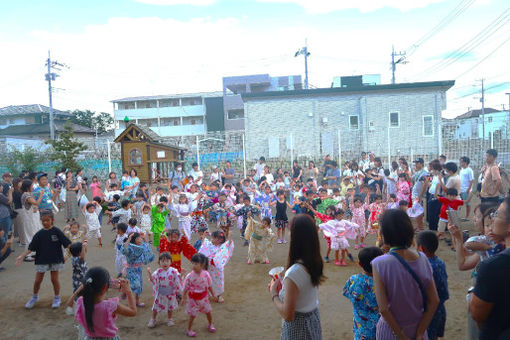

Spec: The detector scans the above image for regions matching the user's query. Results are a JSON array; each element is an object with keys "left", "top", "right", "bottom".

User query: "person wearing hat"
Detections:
[
  {"left": 210, "top": 165, "right": 222, "bottom": 184},
  {"left": 411, "top": 158, "right": 429, "bottom": 230},
  {"left": 32, "top": 173, "right": 55, "bottom": 213}
]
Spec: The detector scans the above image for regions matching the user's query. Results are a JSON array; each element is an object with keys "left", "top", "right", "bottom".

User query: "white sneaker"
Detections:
[
  {"left": 167, "top": 319, "right": 175, "bottom": 327},
  {"left": 52, "top": 296, "right": 61, "bottom": 309},
  {"left": 147, "top": 318, "right": 157, "bottom": 328},
  {"left": 25, "top": 295, "right": 38, "bottom": 309}
]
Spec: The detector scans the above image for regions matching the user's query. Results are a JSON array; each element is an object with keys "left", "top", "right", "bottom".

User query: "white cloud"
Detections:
[
  {"left": 0, "top": 6, "right": 507, "bottom": 118},
  {"left": 256, "top": 0, "right": 446, "bottom": 14},
  {"left": 134, "top": 0, "right": 217, "bottom": 5}
]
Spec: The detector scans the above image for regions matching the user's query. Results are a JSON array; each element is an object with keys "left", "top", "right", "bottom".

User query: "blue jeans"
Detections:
[{"left": 0, "top": 216, "right": 12, "bottom": 243}]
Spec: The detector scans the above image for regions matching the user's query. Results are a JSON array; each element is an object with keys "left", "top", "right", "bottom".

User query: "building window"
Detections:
[
  {"left": 9, "top": 119, "right": 15, "bottom": 124},
  {"left": 227, "top": 109, "right": 244, "bottom": 120},
  {"left": 488, "top": 116, "right": 493, "bottom": 123},
  {"left": 423, "top": 115, "right": 434, "bottom": 137},
  {"left": 191, "top": 119, "right": 196, "bottom": 125},
  {"left": 349, "top": 115, "right": 359, "bottom": 130},
  {"left": 0, "top": 119, "right": 5, "bottom": 125},
  {"left": 389, "top": 111, "right": 399, "bottom": 127},
  {"left": 173, "top": 120, "right": 179, "bottom": 126},
  {"left": 129, "top": 149, "right": 142, "bottom": 165}
]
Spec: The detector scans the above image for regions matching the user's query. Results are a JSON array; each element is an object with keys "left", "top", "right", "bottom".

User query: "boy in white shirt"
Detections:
[{"left": 459, "top": 156, "right": 474, "bottom": 219}]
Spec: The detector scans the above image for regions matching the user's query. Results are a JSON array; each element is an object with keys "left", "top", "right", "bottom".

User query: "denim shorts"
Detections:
[
  {"left": 460, "top": 192, "right": 471, "bottom": 206},
  {"left": 36, "top": 263, "right": 64, "bottom": 273}
]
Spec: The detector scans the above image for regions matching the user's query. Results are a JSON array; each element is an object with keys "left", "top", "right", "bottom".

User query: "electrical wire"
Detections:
[
  {"left": 406, "top": 0, "right": 475, "bottom": 56},
  {"left": 456, "top": 35, "right": 510, "bottom": 79},
  {"left": 414, "top": 8, "right": 510, "bottom": 78}
]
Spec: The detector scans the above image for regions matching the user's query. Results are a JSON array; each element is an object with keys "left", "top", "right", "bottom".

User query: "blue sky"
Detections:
[{"left": 0, "top": 0, "right": 508, "bottom": 117}]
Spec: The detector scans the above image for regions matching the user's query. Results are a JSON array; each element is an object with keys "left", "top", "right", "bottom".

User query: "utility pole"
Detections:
[
  {"left": 45, "top": 50, "right": 68, "bottom": 140},
  {"left": 295, "top": 40, "right": 310, "bottom": 89},
  {"left": 391, "top": 45, "right": 407, "bottom": 84},
  {"left": 481, "top": 78, "right": 485, "bottom": 140},
  {"left": 505, "top": 92, "right": 510, "bottom": 138}
]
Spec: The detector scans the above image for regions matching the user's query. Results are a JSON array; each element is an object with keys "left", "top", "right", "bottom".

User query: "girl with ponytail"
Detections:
[{"left": 75, "top": 266, "right": 137, "bottom": 339}]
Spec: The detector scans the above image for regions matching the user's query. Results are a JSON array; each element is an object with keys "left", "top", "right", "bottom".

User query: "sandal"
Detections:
[
  {"left": 186, "top": 329, "right": 197, "bottom": 337},
  {"left": 136, "top": 302, "right": 145, "bottom": 307},
  {"left": 208, "top": 324, "right": 217, "bottom": 333}
]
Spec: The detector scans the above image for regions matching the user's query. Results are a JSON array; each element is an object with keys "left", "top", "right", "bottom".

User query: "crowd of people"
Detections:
[{"left": 0, "top": 149, "right": 509, "bottom": 339}]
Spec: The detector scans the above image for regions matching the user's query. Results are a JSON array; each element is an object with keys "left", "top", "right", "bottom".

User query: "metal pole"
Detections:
[
  {"left": 481, "top": 78, "right": 485, "bottom": 140},
  {"left": 47, "top": 50, "right": 55, "bottom": 140},
  {"left": 107, "top": 141, "right": 112, "bottom": 173},
  {"left": 387, "top": 126, "right": 391, "bottom": 167},
  {"left": 391, "top": 45, "right": 396, "bottom": 85},
  {"left": 290, "top": 133, "right": 294, "bottom": 171},
  {"left": 242, "top": 133, "right": 246, "bottom": 178},
  {"left": 490, "top": 131, "right": 494, "bottom": 149},
  {"left": 411, "top": 148, "right": 414, "bottom": 164},
  {"left": 304, "top": 43, "right": 309, "bottom": 90},
  {"left": 196, "top": 135, "right": 200, "bottom": 170},
  {"left": 337, "top": 129, "right": 341, "bottom": 170}
]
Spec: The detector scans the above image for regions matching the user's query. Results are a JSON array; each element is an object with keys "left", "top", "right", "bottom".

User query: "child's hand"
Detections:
[
  {"left": 15, "top": 255, "right": 23, "bottom": 266},
  {"left": 119, "top": 278, "right": 132, "bottom": 294},
  {"left": 146, "top": 267, "right": 152, "bottom": 276}
]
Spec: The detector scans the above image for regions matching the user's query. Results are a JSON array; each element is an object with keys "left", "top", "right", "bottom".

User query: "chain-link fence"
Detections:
[{"left": 2, "top": 121, "right": 510, "bottom": 182}]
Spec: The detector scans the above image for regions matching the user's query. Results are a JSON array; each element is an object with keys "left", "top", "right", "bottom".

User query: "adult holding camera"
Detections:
[
  {"left": 469, "top": 195, "right": 510, "bottom": 339},
  {"left": 268, "top": 214, "right": 325, "bottom": 339}
]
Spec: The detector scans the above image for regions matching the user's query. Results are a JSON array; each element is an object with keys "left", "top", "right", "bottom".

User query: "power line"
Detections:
[
  {"left": 456, "top": 35, "right": 510, "bottom": 79},
  {"left": 406, "top": 0, "right": 475, "bottom": 56},
  {"left": 414, "top": 8, "right": 510, "bottom": 78}
]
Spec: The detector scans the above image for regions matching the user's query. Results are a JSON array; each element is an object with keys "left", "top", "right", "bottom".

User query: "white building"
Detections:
[
  {"left": 454, "top": 108, "right": 509, "bottom": 139},
  {"left": 111, "top": 92, "right": 223, "bottom": 138},
  {"left": 242, "top": 80, "right": 455, "bottom": 161}
]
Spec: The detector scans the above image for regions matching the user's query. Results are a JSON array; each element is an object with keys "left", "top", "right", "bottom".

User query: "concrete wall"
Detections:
[{"left": 244, "top": 89, "right": 446, "bottom": 160}]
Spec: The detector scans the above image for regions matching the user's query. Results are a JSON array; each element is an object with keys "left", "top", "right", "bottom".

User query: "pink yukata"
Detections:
[
  {"left": 319, "top": 220, "right": 350, "bottom": 250},
  {"left": 183, "top": 270, "right": 213, "bottom": 317},
  {"left": 351, "top": 204, "right": 368, "bottom": 238},
  {"left": 199, "top": 238, "right": 234, "bottom": 296},
  {"left": 396, "top": 180, "right": 410, "bottom": 204},
  {"left": 151, "top": 267, "right": 182, "bottom": 313}
]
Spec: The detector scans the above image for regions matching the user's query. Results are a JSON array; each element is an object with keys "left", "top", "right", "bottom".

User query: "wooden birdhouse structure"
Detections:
[{"left": 114, "top": 123, "right": 185, "bottom": 183}]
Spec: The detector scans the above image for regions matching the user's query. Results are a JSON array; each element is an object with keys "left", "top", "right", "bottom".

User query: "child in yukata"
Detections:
[
  {"left": 199, "top": 229, "right": 234, "bottom": 303},
  {"left": 254, "top": 184, "right": 275, "bottom": 220},
  {"left": 122, "top": 232, "right": 154, "bottom": 307},
  {"left": 244, "top": 217, "right": 276, "bottom": 264},
  {"left": 159, "top": 229, "right": 197, "bottom": 274},
  {"left": 147, "top": 252, "right": 183, "bottom": 328},
  {"left": 343, "top": 247, "right": 383, "bottom": 340}
]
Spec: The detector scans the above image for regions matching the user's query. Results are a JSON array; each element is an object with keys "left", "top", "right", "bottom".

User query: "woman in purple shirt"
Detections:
[{"left": 372, "top": 209, "right": 439, "bottom": 340}]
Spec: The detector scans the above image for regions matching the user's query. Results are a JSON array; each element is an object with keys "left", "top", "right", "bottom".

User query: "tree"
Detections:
[
  {"left": 46, "top": 121, "right": 88, "bottom": 172},
  {"left": 2, "top": 146, "right": 44, "bottom": 176},
  {"left": 70, "top": 109, "right": 114, "bottom": 134}
]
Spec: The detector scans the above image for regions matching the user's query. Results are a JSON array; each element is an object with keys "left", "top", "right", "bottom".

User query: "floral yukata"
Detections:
[
  {"left": 190, "top": 199, "right": 208, "bottom": 233},
  {"left": 159, "top": 234, "right": 197, "bottom": 273},
  {"left": 343, "top": 273, "right": 379, "bottom": 340},
  {"left": 121, "top": 242, "right": 154, "bottom": 295},
  {"left": 254, "top": 192, "right": 275, "bottom": 219},
  {"left": 234, "top": 205, "right": 260, "bottom": 237},
  {"left": 151, "top": 267, "right": 182, "bottom": 313},
  {"left": 244, "top": 218, "right": 276, "bottom": 263},
  {"left": 199, "top": 238, "right": 234, "bottom": 296},
  {"left": 183, "top": 270, "right": 213, "bottom": 316},
  {"left": 351, "top": 204, "right": 368, "bottom": 238}
]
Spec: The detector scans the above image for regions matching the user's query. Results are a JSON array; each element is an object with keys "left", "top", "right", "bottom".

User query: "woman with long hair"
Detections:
[{"left": 269, "top": 214, "right": 325, "bottom": 339}]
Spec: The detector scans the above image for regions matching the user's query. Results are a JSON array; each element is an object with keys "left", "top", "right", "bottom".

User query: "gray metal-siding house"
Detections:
[{"left": 241, "top": 81, "right": 455, "bottom": 161}]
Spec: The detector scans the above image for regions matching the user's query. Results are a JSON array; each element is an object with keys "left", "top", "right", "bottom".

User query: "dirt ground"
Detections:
[{"left": 0, "top": 204, "right": 475, "bottom": 340}]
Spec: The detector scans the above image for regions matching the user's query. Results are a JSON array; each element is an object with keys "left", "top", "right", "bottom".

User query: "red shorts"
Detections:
[{"left": 325, "top": 236, "right": 331, "bottom": 249}]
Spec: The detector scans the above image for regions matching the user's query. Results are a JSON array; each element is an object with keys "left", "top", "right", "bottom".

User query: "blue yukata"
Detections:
[
  {"left": 254, "top": 192, "right": 274, "bottom": 219},
  {"left": 121, "top": 242, "right": 155, "bottom": 295},
  {"left": 234, "top": 205, "right": 260, "bottom": 237},
  {"left": 343, "top": 273, "right": 379, "bottom": 340},
  {"left": 427, "top": 256, "right": 449, "bottom": 339}
]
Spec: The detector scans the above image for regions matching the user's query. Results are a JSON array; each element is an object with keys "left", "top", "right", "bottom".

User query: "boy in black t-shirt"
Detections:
[{"left": 16, "top": 210, "right": 71, "bottom": 309}]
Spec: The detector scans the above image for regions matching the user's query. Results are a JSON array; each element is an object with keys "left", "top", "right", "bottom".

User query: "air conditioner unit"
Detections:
[
  {"left": 322, "top": 117, "right": 328, "bottom": 123},
  {"left": 368, "top": 121, "right": 375, "bottom": 131},
  {"left": 308, "top": 112, "right": 313, "bottom": 117}
]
